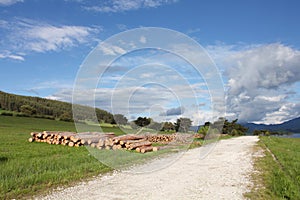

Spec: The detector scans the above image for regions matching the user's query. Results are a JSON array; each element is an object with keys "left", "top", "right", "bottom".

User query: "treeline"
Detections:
[
  {"left": 129, "top": 117, "right": 193, "bottom": 132},
  {"left": 0, "top": 91, "right": 113, "bottom": 122},
  {"left": 198, "top": 118, "right": 248, "bottom": 136},
  {"left": 253, "top": 129, "right": 290, "bottom": 136}
]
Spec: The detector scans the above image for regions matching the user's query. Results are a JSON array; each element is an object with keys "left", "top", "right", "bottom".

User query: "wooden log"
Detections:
[
  {"left": 113, "top": 134, "right": 145, "bottom": 143},
  {"left": 87, "top": 138, "right": 102, "bottom": 145},
  {"left": 68, "top": 142, "right": 74, "bottom": 147},
  {"left": 90, "top": 143, "right": 97, "bottom": 148},
  {"left": 36, "top": 132, "right": 43, "bottom": 139},
  {"left": 30, "top": 132, "right": 39, "bottom": 137},
  {"left": 140, "top": 146, "right": 154, "bottom": 153},
  {"left": 112, "top": 145, "right": 119, "bottom": 150},
  {"left": 124, "top": 138, "right": 147, "bottom": 145},
  {"left": 129, "top": 141, "right": 152, "bottom": 150},
  {"left": 136, "top": 147, "right": 141, "bottom": 153}
]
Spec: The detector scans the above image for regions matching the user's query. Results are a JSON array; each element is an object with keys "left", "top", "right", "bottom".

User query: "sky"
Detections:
[{"left": 1, "top": 0, "right": 300, "bottom": 125}]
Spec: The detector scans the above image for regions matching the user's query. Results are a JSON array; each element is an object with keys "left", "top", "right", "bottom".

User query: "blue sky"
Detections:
[{"left": 1, "top": 0, "right": 300, "bottom": 125}]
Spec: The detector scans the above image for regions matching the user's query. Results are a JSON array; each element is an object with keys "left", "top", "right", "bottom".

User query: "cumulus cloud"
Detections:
[
  {"left": 0, "top": 0, "right": 23, "bottom": 6},
  {"left": 209, "top": 43, "right": 300, "bottom": 124},
  {"left": 83, "top": 0, "right": 178, "bottom": 13},
  {"left": 0, "top": 18, "right": 100, "bottom": 59}
]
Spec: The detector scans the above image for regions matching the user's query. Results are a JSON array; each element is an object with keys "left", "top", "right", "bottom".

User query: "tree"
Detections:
[
  {"left": 20, "top": 105, "right": 36, "bottom": 115},
  {"left": 59, "top": 112, "right": 73, "bottom": 122},
  {"left": 112, "top": 114, "right": 128, "bottom": 125},
  {"left": 161, "top": 122, "right": 175, "bottom": 132},
  {"left": 213, "top": 118, "right": 247, "bottom": 136},
  {"left": 148, "top": 121, "right": 163, "bottom": 131},
  {"left": 134, "top": 117, "right": 151, "bottom": 128},
  {"left": 197, "top": 121, "right": 211, "bottom": 136},
  {"left": 175, "top": 118, "right": 192, "bottom": 132}
]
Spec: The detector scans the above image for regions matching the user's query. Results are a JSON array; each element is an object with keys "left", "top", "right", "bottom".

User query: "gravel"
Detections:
[{"left": 39, "top": 136, "right": 259, "bottom": 200}]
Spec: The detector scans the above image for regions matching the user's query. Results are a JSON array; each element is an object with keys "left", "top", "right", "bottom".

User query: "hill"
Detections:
[
  {"left": 243, "top": 117, "right": 300, "bottom": 133},
  {"left": 0, "top": 91, "right": 113, "bottom": 123}
]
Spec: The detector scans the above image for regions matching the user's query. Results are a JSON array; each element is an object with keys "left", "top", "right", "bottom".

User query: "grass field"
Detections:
[
  {"left": 0, "top": 115, "right": 179, "bottom": 199},
  {"left": 247, "top": 136, "right": 300, "bottom": 200}
]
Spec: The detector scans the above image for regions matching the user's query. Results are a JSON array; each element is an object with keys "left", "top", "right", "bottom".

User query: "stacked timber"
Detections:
[
  {"left": 194, "top": 133, "right": 205, "bottom": 139},
  {"left": 98, "top": 134, "right": 158, "bottom": 153},
  {"left": 146, "top": 133, "right": 194, "bottom": 144},
  {"left": 28, "top": 132, "right": 158, "bottom": 153},
  {"left": 146, "top": 134, "right": 176, "bottom": 143},
  {"left": 28, "top": 131, "right": 115, "bottom": 147}
]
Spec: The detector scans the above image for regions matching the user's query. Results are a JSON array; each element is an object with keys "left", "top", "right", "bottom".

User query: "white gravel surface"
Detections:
[{"left": 39, "top": 136, "right": 259, "bottom": 200}]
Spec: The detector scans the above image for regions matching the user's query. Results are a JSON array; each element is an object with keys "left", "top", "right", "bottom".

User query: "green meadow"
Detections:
[
  {"left": 0, "top": 115, "right": 178, "bottom": 199},
  {"left": 247, "top": 136, "right": 300, "bottom": 200}
]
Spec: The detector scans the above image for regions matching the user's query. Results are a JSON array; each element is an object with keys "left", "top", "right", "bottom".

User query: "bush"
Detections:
[
  {"left": 33, "top": 115, "right": 55, "bottom": 120},
  {"left": 0, "top": 112, "right": 13, "bottom": 116},
  {"left": 15, "top": 113, "right": 30, "bottom": 117}
]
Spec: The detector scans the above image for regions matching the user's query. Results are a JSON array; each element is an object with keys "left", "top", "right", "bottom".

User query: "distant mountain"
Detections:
[
  {"left": 243, "top": 117, "right": 300, "bottom": 133},
  {"left": 189, "top": 125, "right": 199, "bottom": 132}
]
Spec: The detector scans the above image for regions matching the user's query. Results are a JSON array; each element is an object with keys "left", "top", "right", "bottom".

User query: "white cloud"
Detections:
[
  {"left": 0, "top": 51, "right": 24, "bottom": 61},
  {"left": 139, "top": 36, "right": 147, "bottom": 44},
  {"left": 84, "top": 0, "right": 178, "bottom": 13},
  {"left": 0, "top": 0, "right": 23, "bottom": 6},
  {"left": 25, "top": 24, "right": 97, "bottom": 52},
  {"left": 209, "top": 43, "right": 300, "bottom": 124},
  {"left": 0, "top": 18, "right": 100, "bottom": 59},
  {"left": 44, "top": 40, "right": 300, "bottom": 125},
  {"left": 99, "top": 43, "right": 127, "bottom": 55}
]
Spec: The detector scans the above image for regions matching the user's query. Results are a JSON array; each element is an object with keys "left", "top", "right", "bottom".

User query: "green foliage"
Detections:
[
  {"left": 197, "top": 124, "right": 209, "bottom": 136},
  {"left": 175, "top": 118, "right": 192, "bottom": 132},
  {"left": 0, "top": 90, "right": 113, "bottom": 123},
  {"left": 0, "top": 111, "right": 13, "bottom": 116},
  {"left": 20, "top": 104, "right": 36, "bottom": 115},
  {"left": 59, "top": 111, "right": 73, "bottom": 122},
  {"left": 221, "top": 118, "right": 248, "bottom": 135},
  {"left": 248, "top": 137, "right": 300, "bottom": 199},
  {"left": 253, "top": 129, "right": 287, "bottom": 136},
  {"left": 198, "top": 118, "right": 247, "bottom": 136},
  {"left": 134, "top": 117, "right": 151, "bottom": 127},
  {"left": 161, "top": 121, "right": 175, "bottom": 132}
]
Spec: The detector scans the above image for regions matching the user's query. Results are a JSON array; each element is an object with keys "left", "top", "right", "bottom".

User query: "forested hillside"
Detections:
[{"left": 0, "top": 91, "right": 113, "bottom": 122}]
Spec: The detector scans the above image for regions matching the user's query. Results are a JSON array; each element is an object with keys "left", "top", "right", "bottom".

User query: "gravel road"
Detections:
[{"left": 39, "top": 136, "right": 259, "bottom": 200}]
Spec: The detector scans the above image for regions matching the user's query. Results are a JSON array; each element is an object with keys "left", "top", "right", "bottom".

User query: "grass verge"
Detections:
[
  {"left": 0, "top": 115, "right": 180, "bottom": 199},
  {"left": 246, "top": 136, "right": 300, "bottom": 200}
]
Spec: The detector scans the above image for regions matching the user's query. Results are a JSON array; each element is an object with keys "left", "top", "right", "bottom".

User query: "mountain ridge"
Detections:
[{"left": 243, "top": 117, "right": 300, "bottom": 133}]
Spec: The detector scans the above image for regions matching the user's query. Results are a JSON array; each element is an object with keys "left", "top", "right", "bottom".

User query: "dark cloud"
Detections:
[{"left": 160, "top": 106, "right": 184, "bottom": 116}]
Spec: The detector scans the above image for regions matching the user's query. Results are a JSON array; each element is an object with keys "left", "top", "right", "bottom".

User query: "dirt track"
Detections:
[{"left": 39, "top": 136, "right": 259, "bottom": 200}]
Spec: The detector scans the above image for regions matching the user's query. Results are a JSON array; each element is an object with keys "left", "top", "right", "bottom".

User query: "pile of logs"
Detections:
[
  {"left": 109, "top": 134, "right": 158, "bottom": 153},
  {"left": 29, "top": 131, "right": 199, "bottom": 153},
  {"left": 146, "top": 134, "right": 176, "bottom": 143},
  {"left": 145, "top": 133, "right": 193, "bottom": 144},
  {"left": 28, "top": 131, "right": 158, "bottom": 153},
  {"left": 28, "top": 131, "right": 115, "bottom": 147},
  {"left": 194, "top": 133, "right": 205, "bottom": 139}
]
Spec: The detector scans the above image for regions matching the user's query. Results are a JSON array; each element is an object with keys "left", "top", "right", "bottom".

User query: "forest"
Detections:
[{"left": 0, "top": 91, "right": 113, "bottom": 123}]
